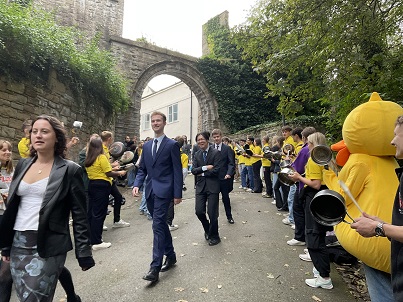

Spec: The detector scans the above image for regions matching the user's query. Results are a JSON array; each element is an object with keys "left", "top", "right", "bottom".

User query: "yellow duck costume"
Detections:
[{"left": 323, "top": 92, "right": 403, "bottom": 273}]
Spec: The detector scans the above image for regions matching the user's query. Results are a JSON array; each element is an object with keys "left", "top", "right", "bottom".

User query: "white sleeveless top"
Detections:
[{"left": 14, "top": 177, "right": 49, "bottom": 231}]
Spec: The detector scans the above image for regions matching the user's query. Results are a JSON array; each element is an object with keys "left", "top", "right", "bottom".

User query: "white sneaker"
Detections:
[
  {"left": 313, "top": 266, "right": 320, "bottom": 278},
  {"left": 299, "top": 253, "right": 312, "bottom": 262},
  {"left": 305, "top": 276, "right": 333, "bottom": 289},
  {"left": 290, "top": 224, "right": 295, "bottom": 230},
  {"left": 112, "top": 219, "right": 130, "bottom": 228},
  {"left": 246, "top": 188, "right": 253, "bottom": 192},
  {"left": 169, "top": 224, "right": 179, "bottom": 231},
  {"left": 103, "top": 225, "right": 108, "bottom": 231},
  {"left": 92, "top": 242, "right": 112, "bottom": 250},
  {"left": 282, "top": 217, "right": 291, "bottom": 225},
  {"left": 287, "top": 239, "right": 305, "bottom": 246},
  {"left": 304, "top": 248, "right": 309, "bottom": 254},
  {"left": 271, "top": 200, "right": 276, "bottom": 205},
  {"left": 238, "top": 185, "right": 243, "bottom": 189}
]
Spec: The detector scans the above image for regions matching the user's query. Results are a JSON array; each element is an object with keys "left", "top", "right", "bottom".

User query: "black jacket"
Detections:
[
  {"left": 191, "top": 147, "right": 221, "bottom": 194},
  {"left": 0, "top": 156, "right": 93, "bottom": 261}
]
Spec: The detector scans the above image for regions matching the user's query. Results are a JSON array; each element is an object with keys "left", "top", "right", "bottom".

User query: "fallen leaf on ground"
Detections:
[
  {"left": 174, "top": 287, "right": 185, "bottom": 292},
  {"left": 242, "top": 221, "right": 247, "bottom": 224},
  {"left": 312, "top": 295, "right": 322, "bottom": 301},
  {"left": 200, "top": 287, "right": 209, "bottom": 293},
  {"left": 284, "top": 264, "right": 289, "bottom": 267},
  {"left": 217, "top": 284, "right": 222, "bottom": 289},
  {"left": 180, "top": 253, "right": 186, "bottom": 257},
  {"left": 267, "top": 273, "right": 275, "bottom": 279},
  {"left": 192, "top": 243, "right": 198, "bottom": 246},
  {"left": 177, "top": 300, "right": 188, "bottom": 302}
]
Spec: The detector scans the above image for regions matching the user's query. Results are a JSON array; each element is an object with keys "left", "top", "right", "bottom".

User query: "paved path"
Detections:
[{"left": 11, "top": 176, "right": 363, "bottom": 302}]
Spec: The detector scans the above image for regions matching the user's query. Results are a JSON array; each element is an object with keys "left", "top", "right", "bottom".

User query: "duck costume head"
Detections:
[{"left": 323, "top": 92, "right": 403, "bottom": 273}]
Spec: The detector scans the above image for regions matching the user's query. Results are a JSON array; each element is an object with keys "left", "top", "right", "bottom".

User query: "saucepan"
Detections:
[{"left": 309, "top": 189, "right": 356, "bottom": 226}]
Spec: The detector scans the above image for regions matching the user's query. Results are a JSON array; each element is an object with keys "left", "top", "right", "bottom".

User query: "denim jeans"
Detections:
[
  {"left": 363, "top": 263, "right": 393, "bottom": 302},
  {"left": 240, "top": 164, "right": 248, "bottom": 188},
  {"left": 287, "top": 184, "right": 296, "bottom": 223},
  {"left": 246, "top": 165, "right": 254, "bottom": 189}
]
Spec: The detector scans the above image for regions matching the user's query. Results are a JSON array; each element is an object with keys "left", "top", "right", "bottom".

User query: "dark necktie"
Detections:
[
  {"left": 152, "top": 139, "right": 158, "bottom": 159},
  {"left": 203, "top": 150, "right": 207, "bottom": 163},
  {"left": 216, "top": 144, "right": 219, "bottom": 150}
]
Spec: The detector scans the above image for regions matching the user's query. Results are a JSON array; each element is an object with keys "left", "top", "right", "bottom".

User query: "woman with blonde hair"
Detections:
[{"left": 289, "top": 132, "right": 334, "bottom": 289}]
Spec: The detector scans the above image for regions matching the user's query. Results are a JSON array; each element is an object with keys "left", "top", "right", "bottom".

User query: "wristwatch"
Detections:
[{"left": 375, "top": 222, "right": 386, "bottom": 237}]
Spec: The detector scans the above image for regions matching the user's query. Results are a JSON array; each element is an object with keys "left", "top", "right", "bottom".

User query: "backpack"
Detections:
[{"left": 326, "top": 234, "right": 357, "bottom": 265}]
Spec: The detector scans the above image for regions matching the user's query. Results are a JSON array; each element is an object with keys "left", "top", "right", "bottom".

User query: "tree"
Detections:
[
  {"left": 197, "top": 15, "right": 280, "bottom": 133},
  {"left": 232, "top": 0, "right": 403, "bottom": 138}
]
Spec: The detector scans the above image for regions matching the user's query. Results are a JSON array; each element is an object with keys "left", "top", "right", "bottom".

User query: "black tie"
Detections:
[
  {"left": 152, "top": 139, "right": 158, "bottom": 159},
  {"left": 216, "top": 144, "right": 219, "bottom": 150},
  {"left": 203, "top": 151, "right": 207, "bottom": 163}
]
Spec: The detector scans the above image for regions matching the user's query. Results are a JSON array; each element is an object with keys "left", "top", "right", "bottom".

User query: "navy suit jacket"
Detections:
[
  {"left": 216, "top": 144, "right": 235, "bottom": 180},
  {"left": 134, "top": 136, "right": 183, "bottom": 200}
]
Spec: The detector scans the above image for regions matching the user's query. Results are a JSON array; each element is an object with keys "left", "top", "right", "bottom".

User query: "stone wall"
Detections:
[{"left": 0, "top": 70, "right": 114, "bottom": 162}]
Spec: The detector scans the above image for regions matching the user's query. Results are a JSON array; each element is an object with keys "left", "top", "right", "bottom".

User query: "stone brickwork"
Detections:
[
  {"left": 31, "top": 0, "right": 224, "bottom": 141},
  {"left": 0, "top": 70, "right": 114, "bottom": 162}
]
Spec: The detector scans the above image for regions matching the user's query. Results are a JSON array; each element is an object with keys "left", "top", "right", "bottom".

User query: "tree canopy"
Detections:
[
  {"left": 232, "top": 0, "right": 403, "bottom": 138},
  {"left": 0, "top": 0, "right": 129, "bottom": 113},
  {"left": 196, "top": 15, "right": 280, "bottom": 133}
]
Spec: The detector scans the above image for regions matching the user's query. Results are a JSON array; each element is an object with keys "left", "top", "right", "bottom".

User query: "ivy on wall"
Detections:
[{"left": 0, "top": 0, "right": 129, "bottom": 113}]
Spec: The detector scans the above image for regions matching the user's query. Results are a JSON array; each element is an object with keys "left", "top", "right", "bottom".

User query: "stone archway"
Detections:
[{"left": 115, "top": 59, "right": 225, "bottom": 140}]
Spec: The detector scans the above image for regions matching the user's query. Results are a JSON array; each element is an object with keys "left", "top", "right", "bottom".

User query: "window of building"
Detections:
[
  {"left": 168, "top": 104, "right": 178, "bottom": 123},
  {"left": 142, "top": 113, "right": 150, "bottom": 130}
]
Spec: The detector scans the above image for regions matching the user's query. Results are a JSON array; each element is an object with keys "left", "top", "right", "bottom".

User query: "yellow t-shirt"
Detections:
[
  {"left": 102, "top": 144, "right": 111, "bottom": 160},
  {"left": 295, "top": 142, "right": 304, "bottom": 155},
  {"left": 86, "top": 154, "right": 113, "bottom": 184},
  {"left": 251, "top": 145, "right": 262, "bottom": 164},
  {"left": 284, "top": 136, "right": 296, "bottom": 147},
  {"left": 18, "top": 137, "right": 30, "bottom": 158},
  {"left": 304, "top": 157, "right": 324, "bottom": 185},
  {"left": 244, "top": 144, "right": 253, "bottom": 166},
  {"left": 261, "top": 143, "right": 271, "bottom": 167},
  {"left": 180, "top": 152, "right": 188, "bottom": 169}
]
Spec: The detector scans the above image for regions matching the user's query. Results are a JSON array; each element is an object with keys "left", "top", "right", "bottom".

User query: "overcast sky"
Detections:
[{"left": 122, "top": 0, "right": 258, "bottom": 90}]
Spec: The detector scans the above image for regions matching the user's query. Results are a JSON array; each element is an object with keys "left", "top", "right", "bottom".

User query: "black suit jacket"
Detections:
[
  {"left": 191, "top": 147, "right": 221, "bottom": 194},
  {"left": 0, "top": 156, "right": 92, "bottom": 260}
]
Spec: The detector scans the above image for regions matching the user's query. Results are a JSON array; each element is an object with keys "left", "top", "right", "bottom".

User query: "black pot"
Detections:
[{"left": 309, "top": 189, "right": 347, "bottom": 226}]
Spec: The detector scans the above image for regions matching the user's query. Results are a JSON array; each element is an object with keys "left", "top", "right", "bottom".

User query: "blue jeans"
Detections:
[
  {"left": 139, "top": 183, "right": 150, "bottom": 215},
  {"left": 240, "top": 165, "right": 248, "bottom": 188},
  {"left": 127, "top": 167, "right": 137, "bottom": 187},
  {"left": 246, "top": 165, "right": 254, "bottom": 189},
  {"left": 363, "top": 263, "right": 393, "bottom": 302},
  {"left": 287, "top": 184, "right": 296, "bottom": 223}
]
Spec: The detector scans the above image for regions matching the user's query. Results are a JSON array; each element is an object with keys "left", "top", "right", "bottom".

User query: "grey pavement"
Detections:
[{"left": 11, "top": 175, "right": 363, "bottom": 301}]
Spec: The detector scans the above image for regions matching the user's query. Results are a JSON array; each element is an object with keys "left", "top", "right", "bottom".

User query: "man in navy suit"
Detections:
[
  {"left": 191, "top": 132, "right": 222, "bottom": 246},
  {"left": 211, "top": 129, "right": 236, "bottom": 224},
  {"left": 132, "top": 111, "right": 183, "bottom": 282}
]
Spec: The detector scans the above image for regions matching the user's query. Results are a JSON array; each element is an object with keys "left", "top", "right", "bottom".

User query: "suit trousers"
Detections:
[
  {"left": 195, "top": 191, "right": 220, "bottom": 239},
  {"left": 88, "top": 180, "right": 111, "bottom": 245},
  {"left": 147, "top": 193, "right": 175, "bottom": 269},
  {"left": 220, "top": 179, "right": 232, "bottom": 220}
]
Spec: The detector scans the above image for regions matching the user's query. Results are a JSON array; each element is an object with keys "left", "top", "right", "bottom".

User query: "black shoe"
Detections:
[
  {"left": 143, "top": 268, "right": 159, "bottom": 282},
  {"left": 228, "top": 218, "right": 235, "bottom": 224},
  {"left": 204, "top": 233, "right": 209, "bottom": 240},
  {"left": 160, "top": 257, "right": 177, "bottom": 272},
  {"left": 209, "top": 238, "right": 221, "bottom": 246},
  {"left": 67, "top": 295, "right": 81, "bottom": 302}
]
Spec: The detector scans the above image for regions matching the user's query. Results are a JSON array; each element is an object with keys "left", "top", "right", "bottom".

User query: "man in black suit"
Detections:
[
  {"left": 211, "top": 129, "right": 236, "bottom": 224},
  {"left": 191, "top": 132, "right": 222, "bottom": 246}
]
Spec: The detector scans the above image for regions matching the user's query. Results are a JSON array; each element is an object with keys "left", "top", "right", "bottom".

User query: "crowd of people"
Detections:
[{"left": 2, "top": 106, "right": 403, "bottom": 301}]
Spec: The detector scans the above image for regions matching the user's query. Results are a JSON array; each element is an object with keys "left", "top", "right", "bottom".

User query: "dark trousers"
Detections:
[
  {"left": 293, "top": 184, "right": 305, "bottom": 242},
  {"left": 110, "top": 181, "right": 123, "bottom": 223},
  {"left": 252, "top": 161, "right": 263, "bottom": 193},
  {"left": 88, "top": 180, "right": 111, "bottom": 244},
  {"left": 59, "top": 266, "right": 76, "bottom": 300},
  {"left": 263, "top": 166, "right": 273, "bottom": 195},
  {"left": 147, "top": 193, "right": 175, "bottom": 269},
  {"left": 0, "top": 216, "right": 12, "bottom": 302},
  {"left": 195, "top": 191, "right": 219, "bottom": 240},
  {"left": 303, "top": 186, "right": 331, "bottom": 278},
  {"left": 220, "top": 179, "right": 233, "bottom": 220},
  {"left": 274, "top": 178, "right": 290, "bottom": 210},
  {"left": 166, "top": 199, "right": 175, "bottom": 226}
]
